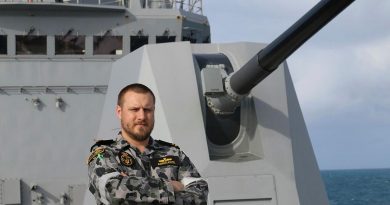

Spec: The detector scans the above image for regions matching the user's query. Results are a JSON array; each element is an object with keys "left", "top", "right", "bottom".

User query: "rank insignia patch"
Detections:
[
  {"left": 119, "top": 151, "right": 134, "bottom": 166},
  {"left": 151, "top": 156, "right": 180, "bottom": 168},
  {"left": 87, "top": 147, "right": 105, "bottom": 165}
]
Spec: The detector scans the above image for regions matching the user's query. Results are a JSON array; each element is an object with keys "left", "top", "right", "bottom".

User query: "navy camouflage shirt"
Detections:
[{"left": 87, "top": 134, "right": 208, "bottom": 204}]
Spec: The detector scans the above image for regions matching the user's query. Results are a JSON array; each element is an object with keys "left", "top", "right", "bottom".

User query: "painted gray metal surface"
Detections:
[
  {"left": 0, "top": 0, "right": 334, "bottom": 204},
  {"left": 96, "top": 42, "right": 329, "bottom": 205},
  {"left": 0, "top": 1, "right": 209, "bottom": 204}
]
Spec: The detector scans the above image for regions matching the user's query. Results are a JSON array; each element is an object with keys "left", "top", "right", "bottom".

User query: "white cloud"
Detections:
[
  {"left": 355, "top": 36, "right": 390, "bottom": 75},
  {"left": 290, "top": 35, "right": 390, "bottom": 124},
  {"left": 289, "top": 48, "right": 354, "bottom": 118},
  {"left": 204, "top": 0, "right": 318, "bottom": 43}
]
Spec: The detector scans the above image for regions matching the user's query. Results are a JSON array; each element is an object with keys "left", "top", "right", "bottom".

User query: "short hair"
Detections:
[{"left": 117, "top": 83, "right": 156, "bottom": 106}]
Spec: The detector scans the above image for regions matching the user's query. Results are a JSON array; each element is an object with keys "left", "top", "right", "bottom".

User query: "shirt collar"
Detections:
[{"left": 116, "top": 132, "right": 157, "bottom": 155}]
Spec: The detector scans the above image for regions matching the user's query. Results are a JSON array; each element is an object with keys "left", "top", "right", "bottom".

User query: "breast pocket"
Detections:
[
  {"left": 115, "top": 152, "right": 147, "bottom": 177},
  {"left": 151, "top": 155, "right": 180, "bottom": 180},
  {"left": 153, "top": 165, "right": 178, "bottom": 180}
]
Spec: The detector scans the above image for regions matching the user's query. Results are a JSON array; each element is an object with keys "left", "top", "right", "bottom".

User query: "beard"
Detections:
[{"left": 121, "top": 120, "right": 154, "bottom": 142}]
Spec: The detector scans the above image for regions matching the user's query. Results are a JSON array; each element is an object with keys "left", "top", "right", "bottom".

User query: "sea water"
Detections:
[{"left": 321, "top": 168, "right": 390, "bottom": 205}]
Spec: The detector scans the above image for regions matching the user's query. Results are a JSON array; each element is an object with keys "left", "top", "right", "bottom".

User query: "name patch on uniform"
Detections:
[
  {"left": 119, "top": 151, "right": 134, "bottom": 167},
  {"left": 87, "top": 147, "right": 105, "bottom": 165},
  {"left": 151, "top": 156, "right": 180, "bottom": 168}
]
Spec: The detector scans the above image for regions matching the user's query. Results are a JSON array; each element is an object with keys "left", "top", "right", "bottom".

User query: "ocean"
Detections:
[{"left": 321, "top": 168, "right": 390, "bottom": 205}]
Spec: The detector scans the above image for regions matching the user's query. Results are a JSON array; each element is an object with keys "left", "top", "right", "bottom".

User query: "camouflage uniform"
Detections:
[{"left": 87, "top": 133, "right": 208, "bottom": 204}]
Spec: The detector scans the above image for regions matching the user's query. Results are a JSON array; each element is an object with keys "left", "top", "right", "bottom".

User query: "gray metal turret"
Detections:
[
  {"left": 194, "top": 0, "right": 354, "bottom": 154},
  {"left": 205, "top": 0, "right": 355, "bottom": 115},
  {"left": 94, "top": 1, "right": 356, "bottom": 205}
]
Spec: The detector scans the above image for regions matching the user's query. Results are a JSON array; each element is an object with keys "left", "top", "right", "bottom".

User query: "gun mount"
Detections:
[
  {"left": 95, "top": 1, "right": 355, "bottom": 204},
  {"left": 205, "top": 0, "right": 355, "bottom": 115},
  {"left": 194, "top": 0, "right": 355, "bottom": 157}
]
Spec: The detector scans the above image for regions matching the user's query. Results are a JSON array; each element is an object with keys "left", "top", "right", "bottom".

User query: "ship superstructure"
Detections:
[
  {"left": 0, "top": 0, "right": 355, "bottom": 204},
  {"left": 0, "top": 1, "right": 208, "bottom": 204}
]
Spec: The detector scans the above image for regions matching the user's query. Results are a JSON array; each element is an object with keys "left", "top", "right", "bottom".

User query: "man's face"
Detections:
[{"left": 116, "top": 91, "right": 155, "bottom": 142}]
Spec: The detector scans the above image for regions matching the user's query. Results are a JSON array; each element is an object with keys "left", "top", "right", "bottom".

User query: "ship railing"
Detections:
[
  {"left": 0, "top": 0, "right": 127, "bottom": 6},
  {"left": 171, "top": 0, "right": 203, "bottom": 14},
  {"left": 0, "top": 0, "right": 203, "bottom": 14}
]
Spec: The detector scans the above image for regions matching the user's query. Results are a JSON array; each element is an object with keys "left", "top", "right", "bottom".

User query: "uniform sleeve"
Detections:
[
  {"left": 175, "top": 151, "right": 209, "bottom": 205},
  {"left": 88, "top": 147, "right": 175, "bottom": 204}
]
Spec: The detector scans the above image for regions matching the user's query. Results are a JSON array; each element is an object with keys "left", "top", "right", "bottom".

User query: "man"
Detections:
[{"left": 88, "top": 83, "right": 208, "bottom": 204}]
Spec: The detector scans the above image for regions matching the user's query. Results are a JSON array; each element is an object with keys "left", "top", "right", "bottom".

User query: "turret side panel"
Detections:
[{"left": 284, "top": 66, "right": 329, "bottom": 205}]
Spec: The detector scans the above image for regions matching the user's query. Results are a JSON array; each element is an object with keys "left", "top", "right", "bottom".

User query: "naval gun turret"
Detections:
[
  {"left": 207, "top": 0, "right": 354, "bottom": 114},
  {"left": 196, "top": 0, "right": 354, "bottom": 155},
  {"left": 96, "top": 0, "right": 354, "bottom": 204}
]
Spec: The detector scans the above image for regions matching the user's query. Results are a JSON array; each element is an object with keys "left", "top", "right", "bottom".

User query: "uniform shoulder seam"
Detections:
[
  {"left": 155, "top": 139, "right": 180, "bottom": 149},
  {"left": 89, "top": 139, "right": 116, "bottom": 152}
]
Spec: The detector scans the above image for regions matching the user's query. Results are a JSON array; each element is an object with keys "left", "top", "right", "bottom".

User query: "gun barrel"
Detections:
[{"left": 229, "top": 0, "right": 354, "bottom": 95}]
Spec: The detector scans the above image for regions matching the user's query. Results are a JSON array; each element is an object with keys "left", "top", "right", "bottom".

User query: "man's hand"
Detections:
[{"left": 169, "top": 180, "right": 184, "bottom": 192}]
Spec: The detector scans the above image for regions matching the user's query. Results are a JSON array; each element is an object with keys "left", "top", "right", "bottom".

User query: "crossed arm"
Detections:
[{"left": 88, "top": 148, "right": 208, "bottom": 204}]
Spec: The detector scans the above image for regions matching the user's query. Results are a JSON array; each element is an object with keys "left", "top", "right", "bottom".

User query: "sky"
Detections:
[{"left": 203, "top": 0, "right": 390, "bottom": 170}]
